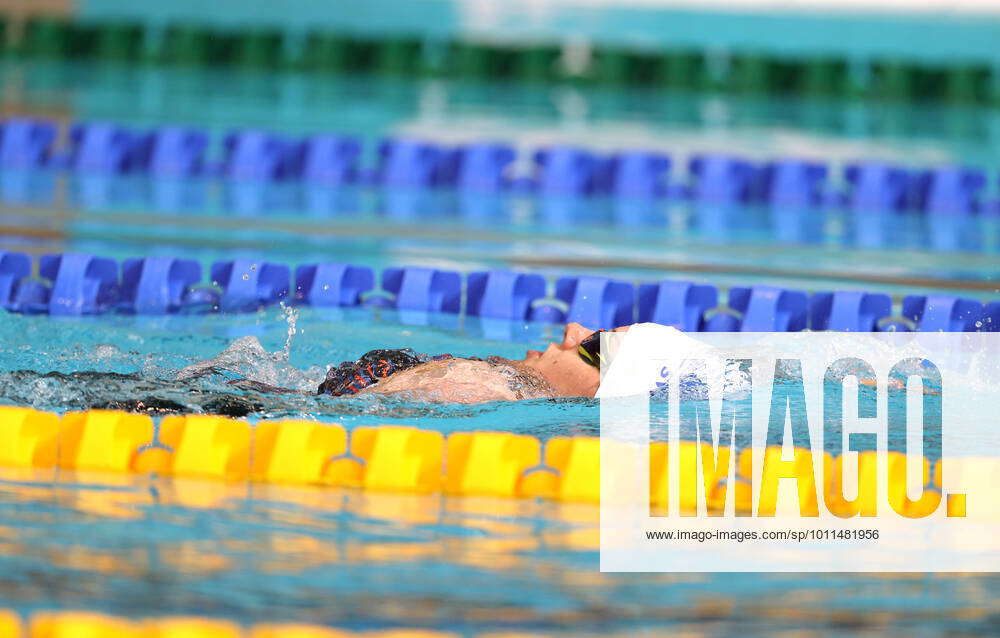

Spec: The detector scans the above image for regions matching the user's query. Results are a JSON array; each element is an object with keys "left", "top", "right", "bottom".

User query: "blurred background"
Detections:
[
  {"left": 0, "top": 0, "right": 998, "bottom": 300},
  {"left": 1, "top": 1, "right": 1000, "bottom": 636}
]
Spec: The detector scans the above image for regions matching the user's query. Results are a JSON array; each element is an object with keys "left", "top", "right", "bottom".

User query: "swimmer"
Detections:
[{"left": 318, "top": 323, "right": 628, "bottom": 404}]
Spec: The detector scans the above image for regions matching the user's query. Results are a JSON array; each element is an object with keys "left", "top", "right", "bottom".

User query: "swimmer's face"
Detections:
[{"left": 519, "top": 322, "right": 629, "bottom": 398}]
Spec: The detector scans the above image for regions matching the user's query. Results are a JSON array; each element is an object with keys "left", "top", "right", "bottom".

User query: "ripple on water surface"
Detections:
[{"left": 0, "top": 307, "right": 601, "bottom": 438}]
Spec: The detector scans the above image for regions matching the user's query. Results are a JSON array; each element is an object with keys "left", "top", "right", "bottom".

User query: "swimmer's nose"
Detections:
[{"left": 562, "top": 322, "right": 594, "bottom": 348}]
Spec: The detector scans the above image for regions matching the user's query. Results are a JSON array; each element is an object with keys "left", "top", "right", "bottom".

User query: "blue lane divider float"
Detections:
[
  {"left": 0, "top": 118, "right": 57, "bottom": 170},
  {"left": 66, "top": 123, "right": 141, "bottom": 174},
  {"left": 703, "top": 310, "right": 741, "bottom": 331},
  {"left": 983, "top": 302, "right": 1000, "bottom": 332},
  {"left": 0, "top": 250, "right": 997, "bottom": 332},
  {"left": 10, "top": 280, "right": 51, "bottom": 314},
  {"left": 809, "top": 290, "right": 892, "bottom": 332},
  {"left": 0, "top": 251, "right": 31, "bottom": 309},
  {"left": 5, "top": 117, "right": 1000, "bottom": 216},
  {"left": 379, "top": 266, "right": 462, "bottom": 313},
  {"left": 551, "top": 276, "right": 635, "bottom": 330},
  {"left": 444, "top": 143, "right": 516, "bottom": 193},
  {"left": 758, "top": 159, "right": 828, "bottom": 208},
  {"left": 637, "top": 280, "right": 717, "bottom": 331},
  {"left": 466, "top": 270, "right": 547, "bottom": 320},
  {"left": 688, "top": 155, "right": 756, "bottom": 203},
  {"left": 294, "top": 263, "right": 374, "bottom": 307},
  {"left": 221, "top": 131, "right": 295, "bottom": 181},
  {"left": 210, "top": 259, "right": 290, "bottom": 312},
  {"left": 376, "top": 139, "right": 445, "bottom": 188},
  {"left": 532, "top": 147, "right": 602, "bottom": 196},
  {"left": 138, "top": 126, "right": 209, "bottom": 178},
  {"left": 526, "top": 302, "right": 567, "bottom": 325},
  {"left": 844, "top": 162, "right": 912, "bottom": 212},
  {"left": 39, "top": 253, "right": 120, "bottom": 315},
  {"left": 911, "top": 167, "right": 986, "bottom": 215},
  {"left": 121, "top": 257, "right": 202, "bottom": 314},
  {"left": 295, "top": 135, "right": 361, "bottom": 186},
  {"left": 725, "top": 285, "right": 809, "bottom": 332},
  {"left": 901, "top": 294, "right": 985, "bottom": 332},
  {"left": 602, "top": 151, "right": 672, "bottom": 199}
]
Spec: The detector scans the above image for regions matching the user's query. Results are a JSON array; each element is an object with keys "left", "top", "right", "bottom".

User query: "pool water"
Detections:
[
  {"left": 7, "top": 176, "right": 1000, "bottom": 303},
  {"left": 3, "top": 471, "right": 997, "bottom": 636},
  {"left": 1, "top": 308, "right": 996, "bottom": 635},
  {"left": 2, "top": 58, "right": 1000, "bottom": 635},
  {"left": 0, "top": 306, "right": 602, "bottom": 436},
  {"left": 3, "top": 61, "right": 1000, "bottom": 302}
]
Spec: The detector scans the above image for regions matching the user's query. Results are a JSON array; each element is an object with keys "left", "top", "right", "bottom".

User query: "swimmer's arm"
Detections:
[{"left": 358, "top": 359, "right": 519, "bottom": 403}]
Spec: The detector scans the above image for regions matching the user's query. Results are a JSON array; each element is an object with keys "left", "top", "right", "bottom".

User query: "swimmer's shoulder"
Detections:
[{"left": 359, "top": 357, "right": 523, "bottom": 403}]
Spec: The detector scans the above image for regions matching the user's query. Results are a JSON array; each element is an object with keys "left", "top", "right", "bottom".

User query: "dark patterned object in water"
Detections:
[{"left": 317, "top": 348, "right": 451, "bottom": 396}]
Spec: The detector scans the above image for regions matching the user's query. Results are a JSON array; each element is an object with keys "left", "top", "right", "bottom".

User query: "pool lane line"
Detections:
[
  {"left": 500, "top": 254, "right": 1000, "bottom": 293},
  {"left": 0, "top": 608, "right": 475, "bottom": 637},
  {"left": 0, "top": 225, "right": 65, "bottom": 240},
  {"left": 3, "top": 219, "right": 997, "bottom": 293},
  {"left": 2, "top": 212, "right": 998, "bottom": 293},
  {"left": 7, "top": 204, "right": 1000, "bottom": 266},
  {"left": 8, "top": 204, "right": 1000, "bottom": 270},
  {"left": 0, "top": 407, "right": 958, "bottom": 515}
]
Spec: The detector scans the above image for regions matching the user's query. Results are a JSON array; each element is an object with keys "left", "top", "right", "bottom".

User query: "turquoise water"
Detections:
[
  {"left": 5, "top": 176, "right": 1000, "bottom": 300},
  {"left": 0, "top": 307, "right": 602, "bottom": 436},
  {"left": 4, "top": 60, "right": 1000, "bottom": 300},
  {"left": 0, "top": 307, "right": 989, "bottom": 635},
  {"left": 2, "top": 60, "right": 999, "bottom": 633},
  {"left": 78, "top": 0, "right": 1000, "bottom": 68},
  {"left": 3, "top": 471, "right": 997, "bottom": 636},
  {"left": 0, "top": 307, "right": 947, "bottom": 454}
]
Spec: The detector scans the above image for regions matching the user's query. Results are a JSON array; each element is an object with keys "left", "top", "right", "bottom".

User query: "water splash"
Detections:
[
  {"left": 176, "top": 333, "right": 323, "bottom": 393},
  {"left": 280, "top": 304, "right": 298, "bottom": 362},
  {"left": 0, "top": 306, "right": 597, "bottom": 435}
]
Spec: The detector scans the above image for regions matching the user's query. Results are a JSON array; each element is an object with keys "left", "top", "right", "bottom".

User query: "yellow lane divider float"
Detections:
[
  {"left": 0, "top": 406, "right": 985, "bottom": 513},
  {"left": 1, "top": 608, "right": 497, "bottom": 637}
]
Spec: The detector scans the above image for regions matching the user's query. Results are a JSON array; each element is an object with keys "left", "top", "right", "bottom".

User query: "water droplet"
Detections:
[
  {"left": 250, "top": 264, "right": 258, "bottom": 271},
  {"left": 242, "top": 273, "right": 250, "bottom": 281},
  {"left": 975, "top": 321, "right": 983, "bottom": 328},
  {"left": 93, "top": 344, "right": 122, "bottom": 359},
  {"left": 323, "top": 285, "right": 330, "bottom": 291}
]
